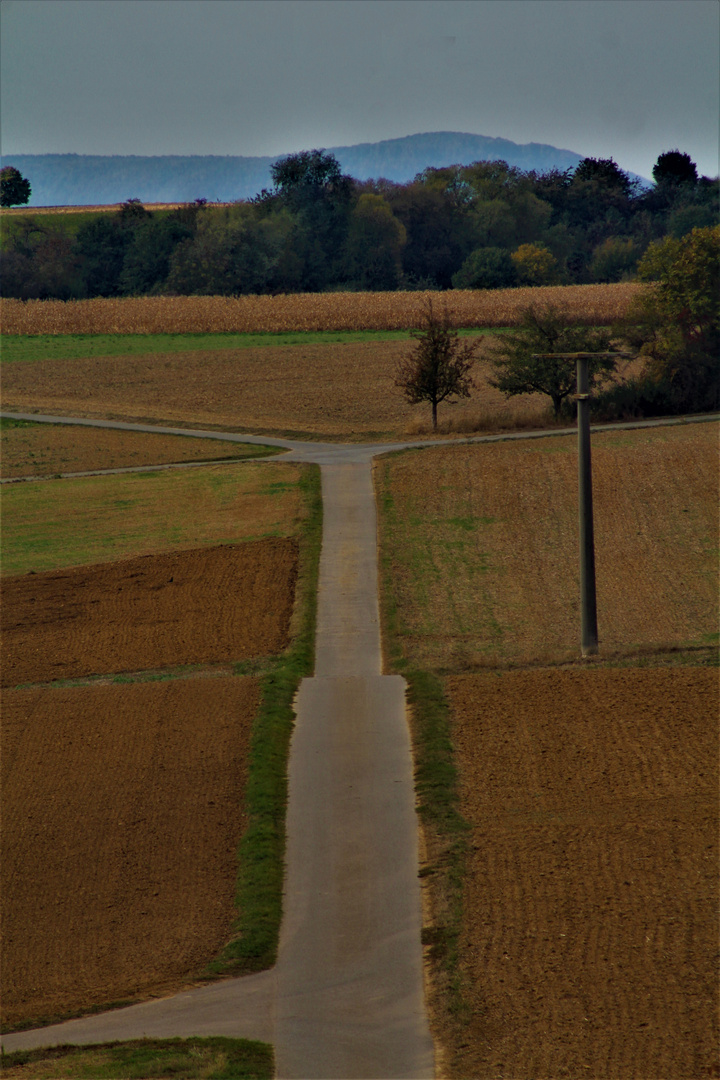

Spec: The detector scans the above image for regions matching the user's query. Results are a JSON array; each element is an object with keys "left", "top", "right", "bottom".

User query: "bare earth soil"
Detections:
[
  {"left": 1, "top": 539, "right": 298, "bottom": 687},
  {"left": 1, "top": 676, "right": 258, "bottom": 1028},
  {"left": 379, "top": 422, "right": 718, "bottom": 669},
  {"left": 1, "top": 342, "right": 548, "bottom": 437},
  {"left": 1, "top": 424, "right": 273, "bottom": 479},
  {"left": 442, "top": 667, "right": 718, "bottom": 1080}
]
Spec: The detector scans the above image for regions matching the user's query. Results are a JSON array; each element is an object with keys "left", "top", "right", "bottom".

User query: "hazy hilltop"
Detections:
[{"left": 2, "top": 131, "right": 597, "bottom": 206}]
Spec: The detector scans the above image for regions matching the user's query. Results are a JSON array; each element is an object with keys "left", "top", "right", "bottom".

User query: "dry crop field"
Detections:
[
  {"left": 378, "top": 421, "right": 718, "bottom": 669},
  {"left": 1, "top": 452, "right": 313, "bottom": 1030},
  {"left": 0, "top": 282, "right": 643, "bottom": 335},
  {"left": 2, "top": 339, "right": 587, "bottom": 439},
  {"left": 446, "top": 667, "right": 718, "bottom": 1080},
  {"left": 1, "top": 420, "right": 276, "bottom": 479},
  {"left": 377, "top": 421, "right": 719, "bottom": 1078}
]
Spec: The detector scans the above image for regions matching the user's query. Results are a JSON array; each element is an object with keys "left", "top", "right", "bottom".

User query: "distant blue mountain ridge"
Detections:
[{"left": 1, "top": 131, "right": 650, "bottom": 207}]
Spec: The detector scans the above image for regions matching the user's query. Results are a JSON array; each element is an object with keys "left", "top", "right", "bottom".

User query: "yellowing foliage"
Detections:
[{"left": 0, "top": 284, "right": 645, "bottom": 336}]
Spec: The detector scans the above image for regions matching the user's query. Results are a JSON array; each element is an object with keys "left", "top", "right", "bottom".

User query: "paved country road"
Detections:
[{"left": 1, "top": 409, "right": 717, "bottom": 1078}]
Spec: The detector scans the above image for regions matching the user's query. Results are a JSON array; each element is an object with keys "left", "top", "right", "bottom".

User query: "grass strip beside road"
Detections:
[
  {"left": 208, "top": 464, "right": 322, "bottom": 975},
  {"left": 0, "top": 1037, "right": 273, "bottom": 1079},
  {"left": 377, "top": 475, "right": 472, "bottom": 1028}
]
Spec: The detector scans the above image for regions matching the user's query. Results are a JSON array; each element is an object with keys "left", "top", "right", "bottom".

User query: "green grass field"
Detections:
[
  {"left": 1, "top": 461, "right": 306, "bottom": 576},
  {"left": 0, "top": 327, "right": 493, "bottom": 363}
]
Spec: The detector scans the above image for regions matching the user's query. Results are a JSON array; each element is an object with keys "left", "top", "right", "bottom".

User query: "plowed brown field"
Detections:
[
  {"left": 378, "top": 421, "right": 718, "bottom": 668},
  {"left": 440, "top": 667, "right": 718, "bottom": 1080},
  {"left": 1, "top": 343, "right": 550, "bottom": 437},
  {"left": 1, "top": 540, "right": 298, "bottom": 687},
  {"left": 1, "top": 423, "right": 273, "bottom": 479},
  {"left": 1, "top": 677, "right": 258, "bottom": 1027}
]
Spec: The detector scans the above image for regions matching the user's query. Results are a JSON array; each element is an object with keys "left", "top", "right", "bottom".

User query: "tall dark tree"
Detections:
[
  {"left": 0, "top": 166, "right": 31, "bottom": 207},
  {"left": 387, "top": 184, "right": 469, "bottom": 288},
  {"left": 652, "top": 150, "right": 698, "bottom": 187},
  {"left": 264, "top": 149, "right": 354, "bottom": 290},
  {"left": 0, "top": 218, "right": 81, "bottom": 299},
  {"left": 572, "top": 157, "right": 635, "bottom": 197}
]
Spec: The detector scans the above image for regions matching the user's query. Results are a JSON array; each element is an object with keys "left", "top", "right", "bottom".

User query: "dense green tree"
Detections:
[
  {"left": 0, "top": 166, "right": 31, "bottom": 207},
  {"left": 617, "top": 225, "right": 720, "bottom": 412},
  {"left": 386, "top": 183, "right": 469, "bottom": 288},
  {"left": 490, "top": 305, "right": 614, "bottom": 417},
  {"left": 166, "top": 204, "right": 292, "bottom": 295},
  {"left": 452, "top": 246, "right": 517, "bottom": 289},
  {"left": 395, "top": 299, "right": 480, "bottom": 429},
  {"left": 573, "top": 157, "right": 635, "bottom": 196},
  {"left": 263, "top": 149, "right": 354, "bottom": 290},
  {"left": 75, "top": 216, "right": 132, "bottom": 296},
  {"left": 120, "top": 212, "right": 195, "bottom": 294},
  {"left": 565, "top": 158, "right": 638, "bottom": 241},
  {"left": 589, "top": 236, "right": 642, "bottom": 282},
  {"left": 344, "top": 193, "right": 406, "bottom": 290},
  {"left": 0, "top": 218, "right": 81, "bottom": 298},
  {"left": 652, "top": 150, "right": 698, "bottom": 187}
]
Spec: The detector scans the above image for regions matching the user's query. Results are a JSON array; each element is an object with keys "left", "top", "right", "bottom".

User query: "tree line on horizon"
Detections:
[{"left": 1, "top": 149, "right": 717, "bottom": 301}]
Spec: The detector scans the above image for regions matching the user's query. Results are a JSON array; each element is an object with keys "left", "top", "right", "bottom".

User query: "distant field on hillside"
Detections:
[{"left": 0, "top": 283, "right": 643, "bottom": 335}]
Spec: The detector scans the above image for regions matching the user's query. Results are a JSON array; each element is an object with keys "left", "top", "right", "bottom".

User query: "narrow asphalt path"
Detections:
[{"left": 2, "top": 409, "right": 717, "bottom": 1075}]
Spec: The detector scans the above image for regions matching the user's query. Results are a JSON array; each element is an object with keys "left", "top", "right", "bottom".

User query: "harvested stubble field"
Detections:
[
  {"left": 378, "top": 421, "right": 718, "bottom": 668},
  {"left": 0, "top": 282, "right": 643, "bottom": 335},
  {"left": 0, "top": 420, "right": 275, "bottom": 479},
  {"left": 2, "top": 676, "right": 259, "bottom": 1027},
  {"left": 444, "top": 667, "right": 718, "bottom": 1079},
  {"left": 2, "top": 339, "right": 561, "bottom": 438},
  {"left": 378, "top": 422, "right": 719, "bottom": 1078}
]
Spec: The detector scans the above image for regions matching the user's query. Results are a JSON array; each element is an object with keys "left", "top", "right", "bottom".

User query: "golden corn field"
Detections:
[{"left": 0, "top": 284, "right": 645, "bottom": 335}]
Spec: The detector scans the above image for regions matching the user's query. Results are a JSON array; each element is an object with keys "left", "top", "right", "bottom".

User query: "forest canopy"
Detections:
[{"left": 1, "top": 151, "right": 717, "bottom": 300}]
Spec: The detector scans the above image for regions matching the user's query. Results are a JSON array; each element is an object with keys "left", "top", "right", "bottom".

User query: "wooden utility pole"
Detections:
[
  {"left": 532, "top": 351, "right": 622, "bottom": 657},
  {"left": 575, "top": 353, "right": 598, "bottom": 656}
]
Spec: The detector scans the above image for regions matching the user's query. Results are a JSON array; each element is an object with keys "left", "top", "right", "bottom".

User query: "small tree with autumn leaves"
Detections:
[{"left": 395, "top": 299, "right": 480, "bottom": 429}]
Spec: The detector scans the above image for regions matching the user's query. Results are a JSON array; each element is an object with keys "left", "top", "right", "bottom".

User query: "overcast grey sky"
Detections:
[{"left": 1, "top": 0, "right": 718, "bottom": 179}]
